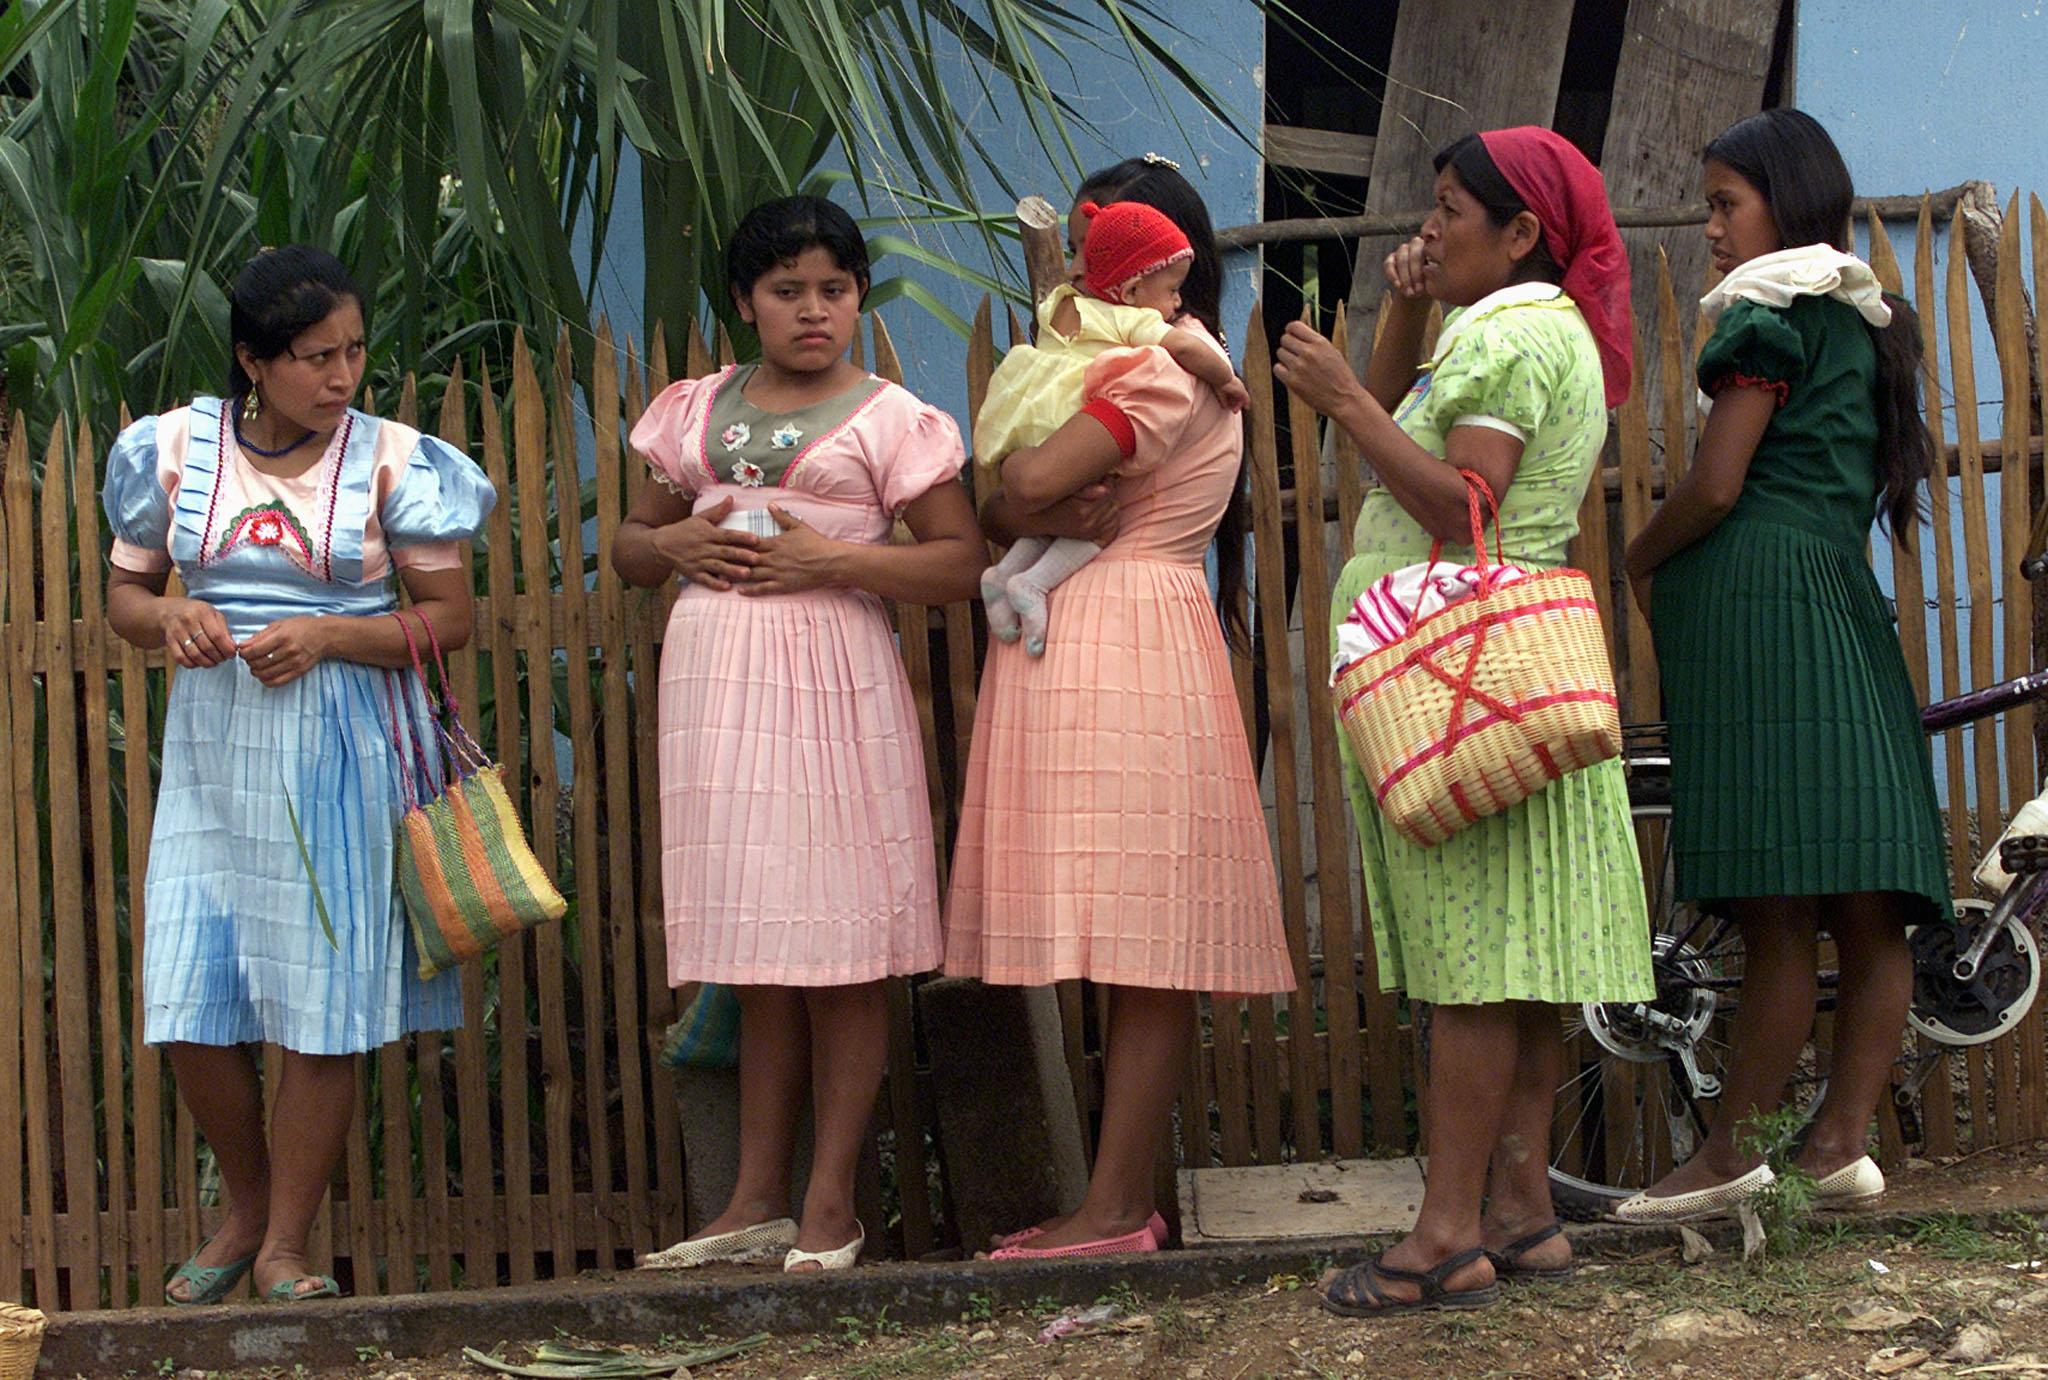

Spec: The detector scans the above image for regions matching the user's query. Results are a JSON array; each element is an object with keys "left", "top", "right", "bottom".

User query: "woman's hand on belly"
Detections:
[
  {"left": 650, "top": 495, "right": 763, "bottom": 592},
  {"left": 739, "top": 504, "right": 849, "bottom": 597}
]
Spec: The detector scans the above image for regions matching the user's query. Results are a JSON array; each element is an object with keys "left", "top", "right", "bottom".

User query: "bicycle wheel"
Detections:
[{"left": 1547, "top": 801, "right": 1829, "bottom": 1219}]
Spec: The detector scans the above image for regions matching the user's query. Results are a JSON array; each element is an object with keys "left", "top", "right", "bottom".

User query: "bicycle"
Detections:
[{"left": 1547, "top": 600, "right": 2048, "bottom": 1220}]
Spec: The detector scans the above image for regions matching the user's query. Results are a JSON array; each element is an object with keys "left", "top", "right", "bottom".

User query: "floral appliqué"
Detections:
[
  {"left": 770, "top": 423, "right": 803, "bottom": 450},
  {"left": 214, "top": 501, "right": 317, "bottom": 574},
  {"left": 730, "top": 459, "right": 766, "bottom": 487},
  {"left": 720, "top": 421, "right": 752, "bottom": 451}
]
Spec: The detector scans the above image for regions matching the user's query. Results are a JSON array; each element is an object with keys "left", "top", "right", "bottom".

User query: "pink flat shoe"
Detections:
[
  {"left": 995, "top": 1211, "right": 1168, "bottom": 1251},
  {"left": 989, "top": 1223, "right": 1162, "bottom": 1261}
]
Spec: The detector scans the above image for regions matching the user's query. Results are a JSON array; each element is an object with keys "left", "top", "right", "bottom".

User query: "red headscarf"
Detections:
[{"left": 1477, "top": 127, "right": 1632, "bottom": 407}]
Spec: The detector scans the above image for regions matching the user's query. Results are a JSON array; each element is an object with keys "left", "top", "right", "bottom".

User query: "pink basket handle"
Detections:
[
  {"left": 1424, "top": 469, "right": 1510, "bottom": 593},
  {"left": 391, "top": 610, "right": 490, "bottom": 777}
]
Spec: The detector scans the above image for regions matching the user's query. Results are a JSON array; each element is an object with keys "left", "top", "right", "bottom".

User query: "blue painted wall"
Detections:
[{"left": 1798, "top": 0, "right": 2048, "bottom": 706}]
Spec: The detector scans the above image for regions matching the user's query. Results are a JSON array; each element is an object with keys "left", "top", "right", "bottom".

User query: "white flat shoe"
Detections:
[
  {"left": 1611, "top": 1164, "right": 1776, "bottom": 1224},
  {"left": 637, "top": 1217, "right": 797, "bottom": 1269},
  {"left": 1813, "top": 1154, "right": 1885, "bottom": 1204},
  {"left": 784, "top": 1223, "right": 864, "bottom": 1273}
]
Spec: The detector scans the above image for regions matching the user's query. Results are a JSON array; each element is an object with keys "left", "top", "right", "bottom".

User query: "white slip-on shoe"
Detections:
[
  {"left": 637, "top": 1217, "right": 798, "bottom": 1269},
  {"left": 1611, "top": 1164, "right": 1776, "bottom": 1224},
  {"left": 1812, "top": 1154, "right": 1885, "bottom": 1204},
  {"left": 784, "top": 1223, "right": 865, "bottom": 1273}
]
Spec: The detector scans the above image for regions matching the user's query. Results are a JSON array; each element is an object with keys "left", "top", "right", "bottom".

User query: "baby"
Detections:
[{"left": 974, "top": 199, "right": 1247, "bottom": 654}]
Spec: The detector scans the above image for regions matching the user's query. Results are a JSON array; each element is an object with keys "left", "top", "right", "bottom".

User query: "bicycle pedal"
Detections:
[{"left": 1999, "top": 834, "right": 2048, "bottom": 875}]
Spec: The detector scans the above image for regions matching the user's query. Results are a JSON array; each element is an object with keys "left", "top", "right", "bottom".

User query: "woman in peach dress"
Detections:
[{"left": 946, "top": 157, "right": 1294, "bottom": 1258}]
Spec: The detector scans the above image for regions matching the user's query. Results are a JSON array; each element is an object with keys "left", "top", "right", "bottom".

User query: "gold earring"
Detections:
[{"left": 242, "top": 390, "right": 260, "bottom": 423}]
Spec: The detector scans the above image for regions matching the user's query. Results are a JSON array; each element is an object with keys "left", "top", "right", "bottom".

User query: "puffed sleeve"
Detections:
[
  {"left": 873, "top": 400, "right": 966, "bottom": 516},
  {"left": 1697, "top": 299, "right": 1805, "bottom": 407},
  {"left": 1426, "top": 309, "right": 1556, "bottom": 443},
  {"left": 1080, "top": 343, "right": 1202, "bottom": 477},
  {"left": 629, "top": 373, "right": 719, "bottom": 497},
  {"left": 382, "top": 435, "right": 497, "bottom": 572},
  {"left": 103, "top": 414, "right": 175, "bottom": 573}
]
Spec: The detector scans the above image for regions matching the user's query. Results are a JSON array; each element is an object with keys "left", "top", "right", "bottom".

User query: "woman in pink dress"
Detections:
[
  {"left": 613, "top": 197, "right": 983, "bottom": 1272},
  {"left": 946, "top": 158, "right": 1295, "bottom": 1258}
]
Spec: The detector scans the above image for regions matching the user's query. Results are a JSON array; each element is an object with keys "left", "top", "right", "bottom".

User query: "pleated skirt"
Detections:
[
  {"left": 944, "top": 557, "right": 1295, "bottom": 993},
  {"left": 1653, "top": 517, "right": 1949, "bottom": 919},
  {"left": 655, "top": 586, "right": 942, "bottom": 986},
  {"left": 143, "top": 657, "right": 460, "bottom": 1054},
  {"left": 1330, "top": 555, "right": 1655, "bottom": 1006}
]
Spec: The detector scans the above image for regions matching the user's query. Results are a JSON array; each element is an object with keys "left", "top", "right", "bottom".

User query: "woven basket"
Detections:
[
  {"left": 0, "top": 1303, "right": 46, "bottom": 1380},
  {"left": 1333, "top": 472, "right": 1621, "bottom": 848}
]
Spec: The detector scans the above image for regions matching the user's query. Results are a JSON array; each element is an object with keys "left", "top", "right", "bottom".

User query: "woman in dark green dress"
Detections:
[{"left": 1618, "top": 108, "right": 1946, "bottom": 1222}]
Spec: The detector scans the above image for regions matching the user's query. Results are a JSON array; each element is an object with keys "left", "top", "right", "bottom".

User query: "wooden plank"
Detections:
[
  {"left": 1993, "top": 196, "right": 2041, "bottom": 1140},
  {"left": 1287, "top": 313, "right": 1363, "bottom": 1159},
  {"left": 591, "top": 320, "right": 653, "bottom": 1259},
  {"left": 1616, "top": 322, "right": 1660, "bottom": 720},
  {"left": 950, "top": 298, "right": 995, "bottom": 811},
  {"left": 1656, "top": 249, "right": 1691, "bottom": 491},
  {"left": 0, "top": 417, "right": 23, "bottom": 1304},
  {"left": 870, "top": 315, "right": 937, "bottom": 1258},
  {"left": 374, "top": 383, "right": 423, "bottom": 1297},
  {"left": 1916, "top": 198, "right": 1961, "bottom": 1158},
  {"left": 74, "top": 420, "right": 127, "bottom": 1305},
  {"left": 629, "top": 331, "right": 688, "bottom": 1245},
  {"left": 1240, "top": 310, "right": 1303, "bottom": 1163},
  {"left": 409, "top": 370, "right": 465, "bottom": 1293},
  {"left": 1211, "top": 585, "right": 1257, "bottom": 1166},
  {"left": 549, "top": 331, "right": 613, "bottom": 1268},
  {"left": 40, "top": 420, "right": 99, "bottom": 1305},
  {"left": 9, "top": 422, "right": 57, "bottom": 1305},
  {"left": 1331, "top": 306, "right": 1365, "bottom": 549},
  {"left": 1337, "top": 0, "right": 1573, "bottom": 380},
  {"left": 340, "top": 1056, "right": 378, "bottom": 1293},
  {"left": 510, "top": 335, "right": 579, "bottom": 1277},
  {"left": 1948, "top": 206, "right": 1999, "bottom": 1150},
  {"left": 1263, "top": 124, "right": 1375, "bottom": 178},
  {"left": 435, "top": 363, "right": 498, "bottom": 1289},
  {"left": 1602, "top": 0, "right": 1777, "bottom": 415},
  {"left": 2028, "top": 193, "right": 2048, "bottom": 1141},
  {"left": 477, "top": 361, "right": 537, "bottom": 1283}
]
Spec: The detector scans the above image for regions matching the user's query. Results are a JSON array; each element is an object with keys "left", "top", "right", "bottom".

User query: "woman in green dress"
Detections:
[
  {"left": 1617, "top": 109, "right": 1944, "bottom": 1222},
  {"left": 1276, "top": 127, "right": 1651, "bottom": 1312}
]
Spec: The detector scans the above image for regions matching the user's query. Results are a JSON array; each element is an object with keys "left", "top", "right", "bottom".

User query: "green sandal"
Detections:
[
  {"left": 164, "top": 1238, "right": 257, "bottom": 1307},
  {"left": 265, "top": 1274, "right": 341, "bottom": 1303}
]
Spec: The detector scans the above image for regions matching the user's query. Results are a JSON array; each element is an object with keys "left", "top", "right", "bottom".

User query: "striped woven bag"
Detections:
[
  {"left": 386, "top": 611, "right": 566, "bottom": 979},
  {"left": 1332, "top": 470, "right": 1621, "bottom": 848}
]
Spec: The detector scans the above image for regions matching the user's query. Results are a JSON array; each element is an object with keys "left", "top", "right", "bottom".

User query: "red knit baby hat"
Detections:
[{"left": 1080, "top": 200, "right": 1193, "bottom": 303}]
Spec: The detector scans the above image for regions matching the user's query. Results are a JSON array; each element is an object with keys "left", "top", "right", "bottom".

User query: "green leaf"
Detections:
[{"left": 280, "top": 782, "right": 340, "bottom": 952}]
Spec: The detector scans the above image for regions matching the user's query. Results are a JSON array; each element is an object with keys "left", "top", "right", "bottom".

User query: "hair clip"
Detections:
[{"left": 1141, "top": 152, "right": 1181, "bottom": 171}]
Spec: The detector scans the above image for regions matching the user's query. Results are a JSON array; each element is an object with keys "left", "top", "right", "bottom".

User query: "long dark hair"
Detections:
[
  {"left": 227, "top": 245, "right": 363, "bottom": 408},
  {"left": 1076, "top": 156, "right": 1248, "bottom": 646},
  {"left": 1704, "top": 108, "right": 1932, "bottom": 540},
  {"left": 1431, "top": 135, "right": 1563, "bottom": 285},
  {"left": 727, "top": 194, "right": 872, "bottom": 299}
]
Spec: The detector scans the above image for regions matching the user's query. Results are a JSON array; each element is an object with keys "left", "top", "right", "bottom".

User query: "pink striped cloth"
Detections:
[{"left": 1332, "top": 559, "right": 1531, "bottom": 679}]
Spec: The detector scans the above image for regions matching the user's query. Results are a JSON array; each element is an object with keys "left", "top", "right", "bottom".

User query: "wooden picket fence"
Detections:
[{"left": 3, "top": 191, "right": 2045, "bottom": 1310}]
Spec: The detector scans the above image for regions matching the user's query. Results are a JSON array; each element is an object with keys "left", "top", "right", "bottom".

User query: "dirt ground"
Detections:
[{"left": 106, "top": 1148, "right": 2048, "bottom": 1380}]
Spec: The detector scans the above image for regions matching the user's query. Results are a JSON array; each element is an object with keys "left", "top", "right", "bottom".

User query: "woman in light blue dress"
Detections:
[{"left": 103, "top": 246, "right": 494, "bottom": 1304}]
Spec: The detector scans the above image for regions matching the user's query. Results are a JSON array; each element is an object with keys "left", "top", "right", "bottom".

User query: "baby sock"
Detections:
[
  {"left": 982, "top": 536, "right": 1050, "bottom": 644},
  {"left": 981, "top": 566, "right": 1022, "bottom": 642}
]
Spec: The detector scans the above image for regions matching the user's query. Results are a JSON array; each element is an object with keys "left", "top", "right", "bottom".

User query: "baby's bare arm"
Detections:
[{"left": 1160, "top": 325, "right": 1249, "bottom": 411}]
